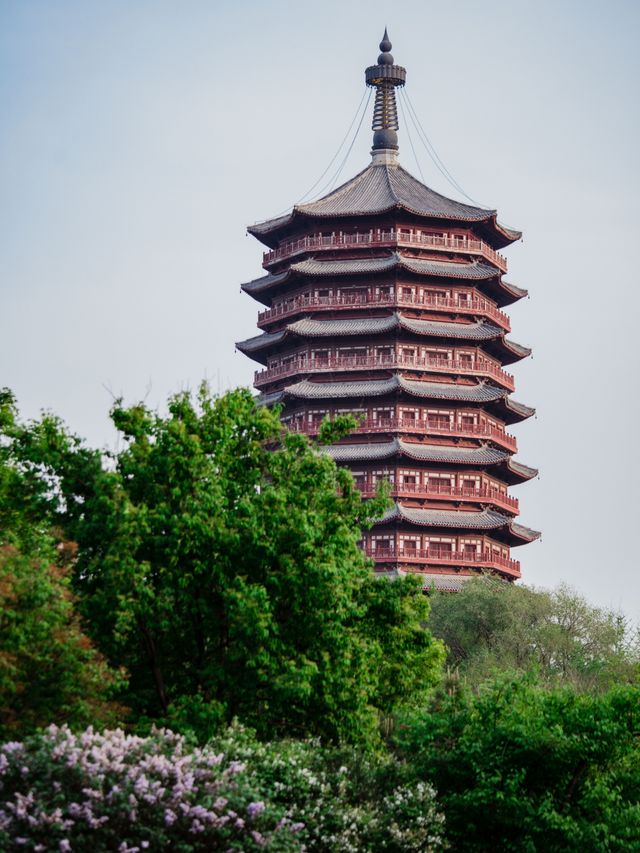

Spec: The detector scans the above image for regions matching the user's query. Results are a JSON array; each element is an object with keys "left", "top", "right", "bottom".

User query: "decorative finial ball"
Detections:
[
  {"left": 378, "top": 51, "right": 394, "bottom": 65},
  {"left": 379, "top": 29, "right": 392, "bottom": 52}
]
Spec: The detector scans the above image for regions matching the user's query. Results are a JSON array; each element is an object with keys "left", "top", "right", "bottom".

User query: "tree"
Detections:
[
  {"left": 0, "top": 386, "right": 444, "bottom": 744},
  {"left": 395, "top": 676, "right": 640, "bottom": 852},
  {"left": 427, "top": 577, "right": 639, "bottom": 692},
  {"left": 0, "top": 390, "right": 124, "bottom": 738}
]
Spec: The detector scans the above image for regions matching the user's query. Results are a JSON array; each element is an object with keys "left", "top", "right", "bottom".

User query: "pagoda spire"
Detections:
[{"left": 365, "top": 29, "right": 406, "bottom": 164}]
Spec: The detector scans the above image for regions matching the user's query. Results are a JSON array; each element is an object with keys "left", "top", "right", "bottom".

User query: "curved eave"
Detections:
[
  {"left": 241, "top": 253, "right": 506, "bottom": 306},
  {"left": 504, "top": 458, "right": 538, "bottom": 483},
  {"left": 238, "top": 315, "right": 524, "bottom": 366},
  {"left": 323, "top": 439, "right": 534, "bottom": 479},
  {"left": 375, "top": 503, "right": 536, "bottom": 544},
  {"left": 499, "top": 280, "right": 528, "bottom": 305},
  {"left": 485, "top": 337, "right": 532, "bottom": 366},
  {"left": 248, "top": 164, "right": 521, "bottom": 250},
  {"left": 502, "top": 397, "right": 536, "bottom": 424}
]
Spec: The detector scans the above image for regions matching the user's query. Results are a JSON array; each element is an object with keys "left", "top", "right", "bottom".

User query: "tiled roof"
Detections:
[
  {"left": 289, "top": 315, "right": 399, "bottom": 337},
  {"left": 399, "top": 378, "right": 506, "bottom": 402},
  {"left": 507, "top": 459, "right": 538, "bottom": 481},
  {"left": 378, "top": 503, "right": 541, "bottom": 542},
  {"left": 505, "top": 398, "right": 536, "bottom": 420},
  {"left": 323, "top": 439, "right": 508, "bottom": 465},
  {"left": 398, "top": 316, "right": 503, "bottom": 340},
  {"left": 248, "top": 164, "right": 521, "bottom": 245},
  {"left": 418, "top": 574, "right": 475, "bottom": 591},
  {"left": 236, "top": 330, "right": 286, "bottom": 354},
  {"left": 501, "top": 280, "right": 528, "bottom": 300},
  {"left": 240, "top": 253, "right": 501, "bottom": 295},
  {"left": 285, "top": 376, "right": 400, "bottom": 400},
  {"left": 267, "top": 376, "right": 508, "bottom": 403},
  {"left": 292, "top": 253, "right": 499, "bottom": 280},
  {"left": 502, "top": 339, "right": 532, "bottom": 360}
]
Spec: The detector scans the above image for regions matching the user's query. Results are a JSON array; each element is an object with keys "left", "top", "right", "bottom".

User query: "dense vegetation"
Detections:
[{"left": 1, "top": 386, "right": 639, "bottom": 851}]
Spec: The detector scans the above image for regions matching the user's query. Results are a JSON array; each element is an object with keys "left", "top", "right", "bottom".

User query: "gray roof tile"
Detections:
[
  {"left": 323, "top": 439, "right": 508, "bottom": 465},
  {"left": 378, "top": 503, "right": 541, "bottom": 541},
  {"left": 249, "top": 164, "right": 521, "bottom": 244}
]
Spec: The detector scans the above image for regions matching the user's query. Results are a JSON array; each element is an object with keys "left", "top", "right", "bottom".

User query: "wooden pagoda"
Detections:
[{"left": 237, "top": 31, "right": 539, "bottom": 591}]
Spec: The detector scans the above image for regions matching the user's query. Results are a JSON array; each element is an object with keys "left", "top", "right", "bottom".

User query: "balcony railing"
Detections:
[
  {"left": 255, "top": 353, "right": 514, "bottom": 390},
  {"left": 287, "top": 416, "right": 517, "bottom": 452},
  {"left": 363, "top": 546, "right": 520, "bottom": 577},
  {"left": 357, "top": 482, "right": 519, "bottom": 513},
  {"left": 263, "top": 229, "right": 508, "bottom": 273},
  {"left": 257, "top": 291, "right": 510, "bottom": 331}
]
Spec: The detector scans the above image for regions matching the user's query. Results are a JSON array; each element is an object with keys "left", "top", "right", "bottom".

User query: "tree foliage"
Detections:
[
  {"left": 0, "top": 386, "right": 444, "bottom": 744},
  {"left": 428, "top": 577, "right": 639, "bottom": 692},
  {"left": 0, "top": 391, "right": 124, "bottom": 739},
  {"left": 395, "top": 676, "right": 640, "bottom": 852}
]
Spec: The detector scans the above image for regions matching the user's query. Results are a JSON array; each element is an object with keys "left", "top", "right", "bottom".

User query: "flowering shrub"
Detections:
[
  {"left": 209, "top": 726, "right": 446, "bottom": 852},
  {"left": 0, "top": 724, "right": 447, "bottom": 852},
  {"left": 0, "top": 725, "right": 303, "bottom": 851}
]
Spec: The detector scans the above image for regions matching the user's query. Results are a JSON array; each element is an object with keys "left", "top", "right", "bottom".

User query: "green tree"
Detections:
[
  {"left": 428, "top": 577, "right": 639, "bottom": 691},
  {"left": 0, "top": 386, "right": 444, "bottom": 744},
  {"left": 0, "top": 390, "right": 124, "bottom": 738},
  {"left": 395, "top": 676, "right": 640, "bottom": 852}
]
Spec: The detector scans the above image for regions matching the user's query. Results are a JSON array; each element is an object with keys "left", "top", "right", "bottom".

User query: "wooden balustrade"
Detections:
[
  {"left": 257, "top": 291, "right": 511, "bottom": 331},
  {"left": 287, "top": 417, "right": 517, "bottom": 451},
  {"left": 357, "top": 482, "right": 518, "bottom": 513},
  {"left": 262, "top": 229, "right": 508, "bottom": 272},
  {"left": 363, "top": 546, "right": 520, "bottom": 576},
  {"left": 254, "top": 352, "right": 514, "bottom": 389}
]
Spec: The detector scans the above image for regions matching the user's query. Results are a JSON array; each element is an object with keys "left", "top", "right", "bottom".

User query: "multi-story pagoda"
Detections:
[{"left": 237, "top": 31, "right": 539, "bottom": 591}]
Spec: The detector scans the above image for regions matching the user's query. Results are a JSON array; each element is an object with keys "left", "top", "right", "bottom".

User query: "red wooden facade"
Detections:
[{"left": 237, "top": 34, "right": 539, "bottom": 591}]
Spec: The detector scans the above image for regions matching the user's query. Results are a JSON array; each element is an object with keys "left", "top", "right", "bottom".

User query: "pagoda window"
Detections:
[
  {"left": 428, "top": 474, "right": 453, "bottom": 493},
  {"left": 315, "top": 288, "right": 330, "bottom": 298},
  {"left": 401, "top": 347, "right": 415, "bottom": 358},
  {"left": 427, "top": 538, "right": 454, "bottom": 556},
  {"left": 427, "top": 412, "right": 451, "bottom": 428},
  {"left": 401, "top": 286, "right": 414, "bottom": 298},
  {"left": 400, "top": 469, "right": 419, "bottom": 487},
  {"left": 400, "top": 407, "right": 418, "bottom": 420},
  {"left": 462, "top": 541, "right": 480, "bottom": 557},
  {"left": 460, "top": 414, "right": 477, "bottom": 427},
  {"left": 461, "top": 476, "right": 480, "bottom": 491},
  {"left": 373, "top": 407, "right": 393, "bottom": 421},
  {"left": 371, "top": 535, "right": 394, "bottom": 554},
  {"left": 312, "top": 349, "right": 329, "bottom": 364},
  {"left": 401, "top": 537, "right": 419, "bottom": 553},
  {"left": 352, "top": 471, "right": 366, "bottom": 488},
  {"left": 425, "top": 347, "right": 450, "bottom": 362}
]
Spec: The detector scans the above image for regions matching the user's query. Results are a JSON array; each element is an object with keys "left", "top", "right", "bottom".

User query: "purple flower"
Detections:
[
  {"left": 247, "top": 801, "right": 265, "bottom": 819},
  {"left": 59, "top": 841, "right": 71, "bottom": 853}
]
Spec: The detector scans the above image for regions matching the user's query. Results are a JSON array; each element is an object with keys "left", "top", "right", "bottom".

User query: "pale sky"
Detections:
[{"left": 1, "top": 1, "right": 639, "bottom": 621}]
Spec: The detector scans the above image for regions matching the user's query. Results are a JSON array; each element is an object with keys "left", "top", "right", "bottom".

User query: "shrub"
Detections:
[{"left": 0, "top": 723, "right": 448, "bottom": 852}]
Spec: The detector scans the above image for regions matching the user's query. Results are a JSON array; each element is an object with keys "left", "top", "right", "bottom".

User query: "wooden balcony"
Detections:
[
  {"left": 364, "top": 546, "right": 521, "bottom": 578},
  {"left": 255, "top": 353, "right": 514, "bottom": 390},
  {"left": 257, "top": 291, "right": 511, "bottom": 332},
  {"left": 263, "top": 229, "right": 508, "bottom": 273},
  {"left": 358, "top": 482, "right": 519, "bottom": 514},
  {"left": 287, "top": 417, "right": 518, "bottom": 452}
]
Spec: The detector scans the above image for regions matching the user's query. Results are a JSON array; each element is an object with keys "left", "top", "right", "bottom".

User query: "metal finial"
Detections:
[
  {"left": 379, "top": 28, "right": 392, "bottom": 53},
  {"left": 365, "top": 30, "right": 406, "bottom": 154}
]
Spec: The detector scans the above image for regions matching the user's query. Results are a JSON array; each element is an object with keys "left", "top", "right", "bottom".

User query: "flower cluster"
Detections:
[{"left": 0, "top": 726, "right": 303, "bottom": 852}]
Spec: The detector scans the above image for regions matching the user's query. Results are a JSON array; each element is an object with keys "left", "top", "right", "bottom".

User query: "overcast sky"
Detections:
[{"left": 2, "top": 0, "right": 639, "bottom": 621}]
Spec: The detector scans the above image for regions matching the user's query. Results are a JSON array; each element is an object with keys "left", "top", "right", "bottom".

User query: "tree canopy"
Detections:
[{"left": 0, "top": 386, "right": 444, "bottom": 743}]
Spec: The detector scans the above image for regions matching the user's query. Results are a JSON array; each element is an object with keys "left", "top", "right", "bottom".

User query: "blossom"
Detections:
[{"left": 247, "top": 800, "right": 266, "bottom": 819}]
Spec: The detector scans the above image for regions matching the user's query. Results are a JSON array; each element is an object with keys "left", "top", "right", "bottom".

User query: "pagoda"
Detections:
[{"left": 237, "top": 31, "right": 539, "bottom": 591}]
